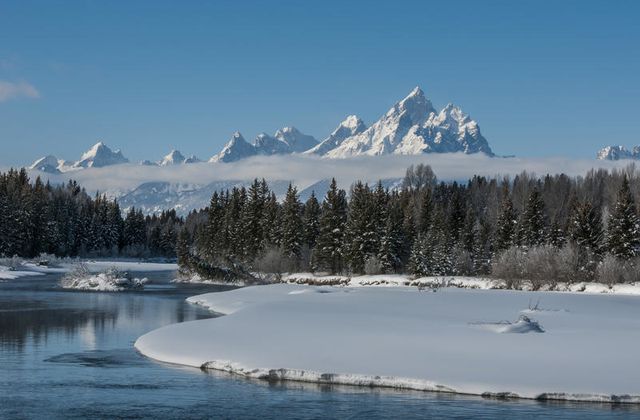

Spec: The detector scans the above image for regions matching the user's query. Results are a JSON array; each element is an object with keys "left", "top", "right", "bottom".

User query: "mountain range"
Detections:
[
  {"left": 596, "top": 145, "right": 640, "bottom": 161},
  {"left": 28, "top": 86, "right": 494, "bottom": 173}
]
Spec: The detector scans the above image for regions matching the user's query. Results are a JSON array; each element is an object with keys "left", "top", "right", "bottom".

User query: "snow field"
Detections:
[{"left": 135, "top": 284, "right": 640, "bottom": 403}]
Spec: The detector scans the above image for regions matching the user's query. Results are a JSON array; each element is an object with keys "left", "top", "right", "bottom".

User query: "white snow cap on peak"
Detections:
[
  {"left": 160, "top": 149, "right": 187, "bottom": 166},
  {"left": 73, "top": 141, "right": 129, "bottom": 168},
  {"left": 209, "top": 131, "right": 256, "bottom": 163},
  {"left": 29, "top": 155, "right": 62, "bottom": 173},
  {"left": 387, "top": 86, "right": 435, "bottom": 124},
  {"left": 341, "top": 115, "right": 365, "bottom": 130},
  {"left": 596, "top": 145, "right": 639, "bottom": 160}
]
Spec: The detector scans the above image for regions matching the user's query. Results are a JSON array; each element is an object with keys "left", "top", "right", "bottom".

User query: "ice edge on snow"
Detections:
[{"left": 198, "top": 360, "right": 640, "bottom": 404}]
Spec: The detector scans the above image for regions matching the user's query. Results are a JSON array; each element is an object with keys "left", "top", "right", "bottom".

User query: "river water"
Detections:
[{"left": 1, "top": 271, "right": 638, "bottom": 419}]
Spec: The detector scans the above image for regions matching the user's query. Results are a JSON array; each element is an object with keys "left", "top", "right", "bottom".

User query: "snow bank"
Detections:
[
  {"left": 136, "top": 284, "right": 640, "bottom": 403},
  {"left": 281, "top": 273, "right": 640, "bottom": 295},
  {"left": 0, "top": 258, "right": 176, "bottom": 282},
  {"left": 60, "top": 266, "right": 148, "bottom": 292}
]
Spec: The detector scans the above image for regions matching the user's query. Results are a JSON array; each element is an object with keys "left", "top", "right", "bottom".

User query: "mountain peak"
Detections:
[
  {"left": 160, "top": 149, "right": 186, "bottom": 166},
  {"left": 74, "top": 141, "right": 128, "bottom": 168},
  {"left": 29, "top": 155, "right": 62, "bottom": 173},
  {"left": 597, "top": 145, "right": 639, "bottom": 160},
  {"left": 274, "top": 126, "right": 317, "bottom": 153},
  {"left": 209, "top": 131, "right": 256, "bottom": 163}
]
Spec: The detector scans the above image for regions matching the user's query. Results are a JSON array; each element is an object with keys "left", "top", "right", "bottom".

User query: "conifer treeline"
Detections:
[
  {"left": 0, "top": 168, "right": 181, "bottom": 258},
  {"left": 182, "top": 164, "right": 640, "bottom": 284}
]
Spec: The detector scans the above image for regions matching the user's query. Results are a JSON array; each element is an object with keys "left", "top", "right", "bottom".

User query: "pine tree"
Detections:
[
  {"left": 378, "top": 197, "right": 405, "bottom": 273},
  {"left": 280, "top": 184, "right": 304, "bottom": 260},
  {"left": 519, "top": 188, "right": 546, "bottom": 247},
  {"left": 607, "top": 177, "right": 640, "bottom": 259},
  {"left": 314, "top": 178, "right": 348, "bottom": 274},
  {"left": 303, "top": 192, "right": 321, "bottom": 249},
  {"left": 568, "top": 199, "right": 604, "bottom": 254},
  {"left": 344, "top": 181, "right": 375, "bottom": 273},
  {"left": 241, "top": 180, "right": 267, "bottom": 259},
  {"left": 494, "top": 184, "right": 517, "bottom": 252}
]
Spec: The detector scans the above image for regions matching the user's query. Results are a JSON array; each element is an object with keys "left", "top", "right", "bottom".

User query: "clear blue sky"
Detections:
[{"left": 0, "top": 0, "right": 639, "bottom": 165}]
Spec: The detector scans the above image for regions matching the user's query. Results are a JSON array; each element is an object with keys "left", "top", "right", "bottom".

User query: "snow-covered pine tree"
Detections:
[
  {"left": 344, "top": 181, "right": 376, "bottom": 274},
  {"left": 607, "top": 176, "right": 640, "bottom": 259},
  {"left": 280, "top": 184, "right": 304, "bottom": 260},
  {"left": 568, "top": 199, "right": 604, "bottom": 255},
  {"left": 313, "top": 178, "right": 348, "bottom": 274}
]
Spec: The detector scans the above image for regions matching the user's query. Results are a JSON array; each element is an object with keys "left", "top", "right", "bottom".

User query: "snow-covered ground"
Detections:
[
  {"left": 281, "top": 273, "right": 640, "bottom": 295},
  {"left": 136, "top": 284, "right": 640, "bottom": 403},
  {"left": 0, "top": 259, "right": 177, "bottom": 281}
]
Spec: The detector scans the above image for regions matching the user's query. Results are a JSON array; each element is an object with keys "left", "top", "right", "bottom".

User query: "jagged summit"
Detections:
[
  {"left": 306, "top": 115, "right": 367, "bottom": 155},
  {"left": 160, "top": 150, "right": 186, "bottom": 166},
  {"left": 597, "top": 145, "right": 640, "bottom": 160},
  {"left": 209, "top": 131, "right": 257, "bottom": 163},
  {"left": 73, "top": 141, "right": 129, "bottom": 168},
  {"left": 274, "top": 126, "right": 318, "bottom": 153},
  {"left": 29, "top": 155, "right": 62, "bottom": 174},
  {"left": 323, "top": 86, "right": 491, "bottom": 158}
]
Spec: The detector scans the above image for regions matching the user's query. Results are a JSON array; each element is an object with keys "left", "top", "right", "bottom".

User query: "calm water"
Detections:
[{"left": 1, "top": 271, "right": 638, "bottom": 419}]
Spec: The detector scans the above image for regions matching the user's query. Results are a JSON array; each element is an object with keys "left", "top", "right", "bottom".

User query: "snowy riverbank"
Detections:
[
  {"left": 0, "top": 258, "right": 178, "bottom": 281},
  {"left": 136, "top": 284, "right": 640, "bottom": 403},
  {"left": 280, "top": 273, "right": 640, "bottom": 295}
]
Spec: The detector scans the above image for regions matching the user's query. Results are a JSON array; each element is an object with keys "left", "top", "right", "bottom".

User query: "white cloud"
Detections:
[
  {"left": 22, "top": 153, "right": 635, "bottom": 197},
  {"left": 0, "top": 80, "right": 40, "bottom": 102}
]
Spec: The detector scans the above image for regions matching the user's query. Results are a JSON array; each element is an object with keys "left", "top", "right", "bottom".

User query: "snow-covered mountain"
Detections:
[
  {"left": 73, "top": 142, "right": 129, "bottom": 168},
  {"left": 273, "top": 126, "right": 318, "bottom": 153},
  {"left": 306, "top": 115, "right": 367, "bottom": 155},
  {"left": 597, "top": 145, "right": 640, "bottom": 160},
  {"left": 209, "top": 131, "right": 257, "bottom": 163},
  {"left": 324, "top": 87, "right": 492, "bottom": 158},
  {"left": 159, "top": 149, "right": 201, "bottom": 166},
  {"left": 25, "top": 86, "right": 496, "bottom": 172},
  {"left": 210, "top": 128, "right": 319, "bottom": 163},
  {"left": 29, "top": 155, "right": 64, "bottom": 174}
]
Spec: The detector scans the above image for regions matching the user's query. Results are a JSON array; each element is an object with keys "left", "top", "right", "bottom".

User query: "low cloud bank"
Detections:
[{"left": 15, "top": 153, "right": 633, "bottom": 196}]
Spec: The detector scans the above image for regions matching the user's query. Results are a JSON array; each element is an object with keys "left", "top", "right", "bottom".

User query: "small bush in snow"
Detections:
[
  {"left": 364, "top": 257, "right": 383, "bottom": 275},
  {"left": 596, "top": 255, "right": 640, "bottom": 285}
]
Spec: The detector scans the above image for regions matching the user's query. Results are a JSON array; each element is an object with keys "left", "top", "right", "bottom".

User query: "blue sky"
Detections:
[{"left": 0, "top": 0, "right": 639, "bottom": 165}]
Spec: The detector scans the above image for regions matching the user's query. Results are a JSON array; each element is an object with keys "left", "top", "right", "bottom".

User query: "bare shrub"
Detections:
[
  {"left": 491, "top": 247, "right": 525, "bottom": 289},
  {"left": 596, "top": 255, "right": 640, "bottom": 285},
  {"left": 453, "top": 248, "right": 474, "bottom": 276},
  {"left": 254, "top": 248, "right": 287, "bottom": 276},
  {"left": 364, "top": 256, "right": 383, "bottom": 275}
]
